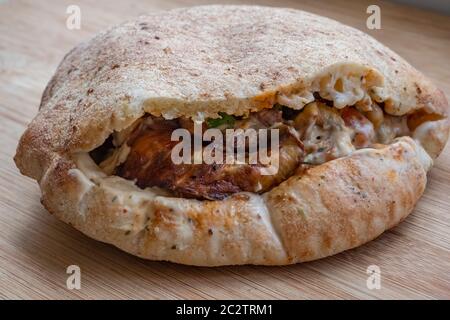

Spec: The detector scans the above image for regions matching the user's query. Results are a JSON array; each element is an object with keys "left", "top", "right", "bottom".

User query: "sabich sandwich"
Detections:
[{"left": 15, "top": 6, "right": 449, "bottom": 266}]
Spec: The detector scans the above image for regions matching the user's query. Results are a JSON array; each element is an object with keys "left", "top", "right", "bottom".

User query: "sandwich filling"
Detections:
[{"left": 90, "top": 95, "right": 436, "bottom": 200}]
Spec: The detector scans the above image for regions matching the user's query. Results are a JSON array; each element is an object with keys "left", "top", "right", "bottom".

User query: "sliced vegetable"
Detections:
[{"left": 206, "top": 112, "right": 236, "bottom": 128}]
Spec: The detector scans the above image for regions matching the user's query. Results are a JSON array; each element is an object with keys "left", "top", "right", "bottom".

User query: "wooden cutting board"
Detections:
[{"left": 1, "top": 0, "right": 449, "bottom": 299}]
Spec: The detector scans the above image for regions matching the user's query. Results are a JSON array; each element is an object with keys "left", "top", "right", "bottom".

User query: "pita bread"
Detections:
[{"left": 15, "top": 5, "right": 449, "bottom": 265}]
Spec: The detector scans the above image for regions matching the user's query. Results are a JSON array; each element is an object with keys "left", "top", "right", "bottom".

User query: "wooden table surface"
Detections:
[{"left": 1, "top": 0, "right": 449, "bottom": 300}]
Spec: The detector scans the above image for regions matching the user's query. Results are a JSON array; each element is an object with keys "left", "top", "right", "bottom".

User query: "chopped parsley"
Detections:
[{"left": 206, "top": 112, "right": 236, "bottom": 128}]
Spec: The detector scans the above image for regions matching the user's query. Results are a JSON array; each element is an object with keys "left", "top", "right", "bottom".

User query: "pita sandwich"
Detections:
[{"left": 15, "top": 5, "right": 449, "bottom": 266}]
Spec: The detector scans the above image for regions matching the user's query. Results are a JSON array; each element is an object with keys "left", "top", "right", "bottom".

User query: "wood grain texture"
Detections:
[{"left": 0, "top": 0, "right": 449, "bottom": 300}]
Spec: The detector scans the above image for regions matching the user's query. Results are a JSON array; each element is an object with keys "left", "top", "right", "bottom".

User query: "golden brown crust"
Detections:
[
  {"left": 264, "top": 138, "right": 429, "bottom": 263},
  {"left": 37, "top": 138, "right": 429, "bottom": 266},
  {"left": 14, "top": 5, "right": 449, "bottom": 266}
]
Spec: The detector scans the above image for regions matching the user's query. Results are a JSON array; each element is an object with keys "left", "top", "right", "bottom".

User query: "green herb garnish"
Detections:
[{"left": 206, "top": 112, "right": 236, "bottom": 128}]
